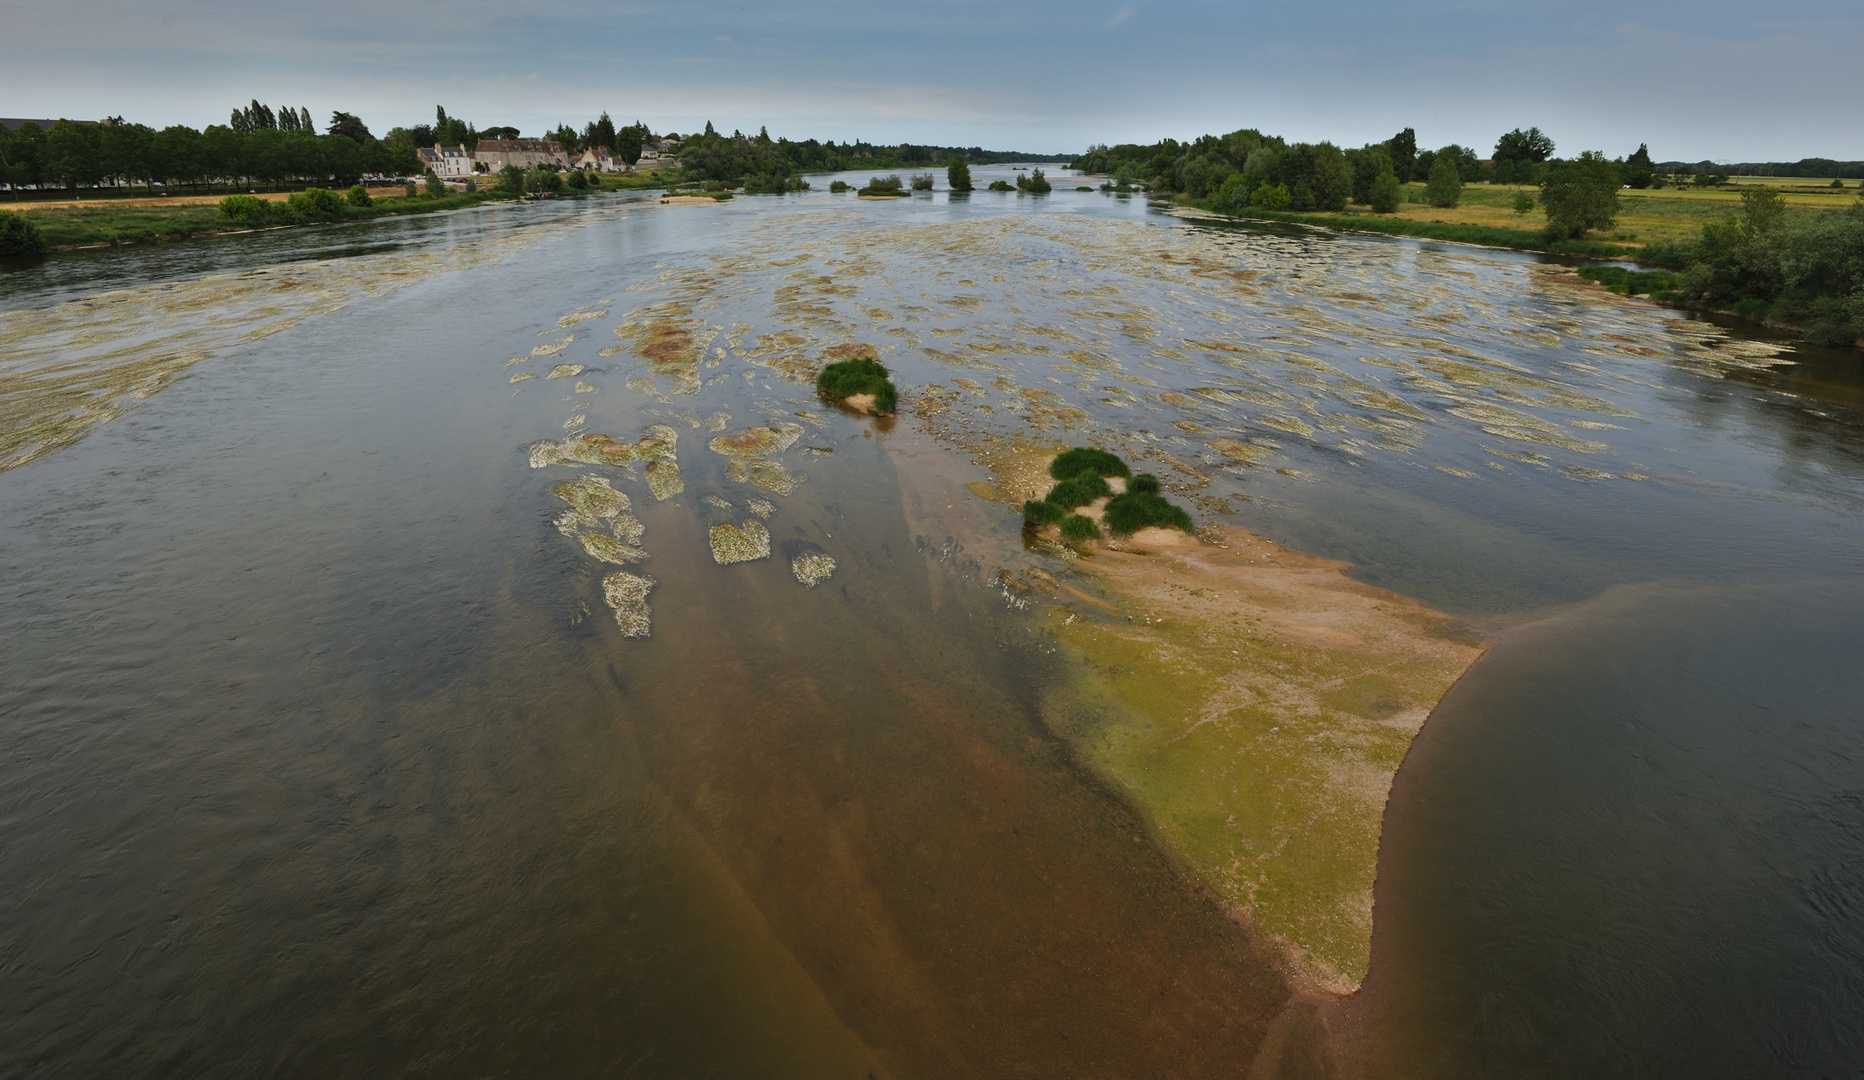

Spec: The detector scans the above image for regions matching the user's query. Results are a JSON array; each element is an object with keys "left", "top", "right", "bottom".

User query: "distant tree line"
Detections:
[
  {"left": 0, "top": 103, "right": 421, "bottom": 194},
  {"left": 662, "top": 123, "right": 1060, "bottom": 190}
]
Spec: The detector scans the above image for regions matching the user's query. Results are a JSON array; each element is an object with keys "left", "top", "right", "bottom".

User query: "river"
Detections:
[{"left": 2, "top": 166, "right": 1859, "bottom": 1078}]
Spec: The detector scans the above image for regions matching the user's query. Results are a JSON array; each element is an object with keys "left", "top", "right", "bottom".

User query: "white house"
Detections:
[
  {"left": 416, "top": 145, "right": 473, "bottom": 178},
  {"left": 570, "top": 148, "right": 619, "bottom": 173}
]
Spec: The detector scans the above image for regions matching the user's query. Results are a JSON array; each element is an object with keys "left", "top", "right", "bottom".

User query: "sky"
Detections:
[{"left": 4, "top": 0, "right": 1861, "bottom": 162}]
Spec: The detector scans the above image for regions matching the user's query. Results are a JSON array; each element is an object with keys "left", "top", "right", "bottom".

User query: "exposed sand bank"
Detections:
[{"left": 958, "top": 443, "right": 1487, "bottom": 993}]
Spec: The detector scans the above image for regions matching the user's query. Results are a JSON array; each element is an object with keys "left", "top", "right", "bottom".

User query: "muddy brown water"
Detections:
[{"left": 3, "top": 168, "right": 1862, "bottom": 1077}]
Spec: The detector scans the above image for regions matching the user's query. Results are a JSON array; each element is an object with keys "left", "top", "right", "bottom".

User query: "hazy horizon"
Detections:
[{"left": 5, "top": 0, "right": 1861, "bottom": 161}]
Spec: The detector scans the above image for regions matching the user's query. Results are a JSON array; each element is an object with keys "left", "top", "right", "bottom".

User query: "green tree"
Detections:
[
  {"left": 1539, "top": 151, "right": 1621, "bottom": 239},
  {"left": 1387, "top": 127, "right": 1417, "bottom": 182},
  {"left": 583, "top": 112, "right": 616, "bottom": 152},
  {"left": 1425, "top": 154, "right": 1463, "bottom": 208},
  {"left": 425, "top": 169, "right": 444, "bottom": 196},
  {"left": 328, "top": 112, "right": 372, "bottom": 143},
  {"left": 44, "top": 120, "right": 103, "bottom": 190},
  {"left": 1512, "top": 191, "right": 1536, "bottom": 214},
  {"left": 347, "top": 183, "right": 372, "bottom": 207},
  {"left": 1252, "top": 184, "right": 1291, "bottom": 210},
  {"left": 1624, "top": 143, "right": 1655, "bottom": 189},
  {"left": 498, "top": 163, "right": 526, "bottom": 194},
  {"left": 1493, "top": 126, "right": 1554, "bottom": 184},
  {"left": 1369, "top": 171, "right": 1401, "bottom": 213},
  {"left": 1350, "top": 144, "right": 1394, "bottom": 204},
  {"left": 1026, "top": 168, "right": 1052, "bottom": 194},
  {"left": 616, "top": 124, "right": 644, "bottom": 169},
  {"left": 947, "top": 157, "right": 973, "bottom": 191},
  {"left": 1737, "top": 187, "right": 1787, "bottom": 239}
]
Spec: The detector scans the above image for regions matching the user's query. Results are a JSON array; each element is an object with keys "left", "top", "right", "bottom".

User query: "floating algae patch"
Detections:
[
  {"left": 1037, "top": 526, "right": 1487, "bottom": 992},
  {"left": 646, "top": 460, "right": 684, "bottom": 500},
  {"left": 601, "top": 570, "right": 656, "bottom": 638},
  {"left": 709, "top": 520, "right": 771, "bottom": 565},
  {"left": 509, "top": 372, "right": 535, "bottom": 383},
  {"left": 530, "top": 425, "right": 677, "bottom": 469},
  {"left": 546, "top": 364, "right": 585, "bottom": 380},
  {"left": 785, "top": 540, "right": 836, "bottom": 588},
  {"left": 552, "top": 475, "right": 631, "bottom": 524},
  {"left": 707, "top": 423, "right": 804, "bottom": 458},
  {"left": 580, "top": 531, "right": 648, "bottom": 565},
  {"left": 748, "top": 460, "right": 801, "bottom": 496},
  {"left": 745, "top": 497, "right": 776, "bottom": 519}
]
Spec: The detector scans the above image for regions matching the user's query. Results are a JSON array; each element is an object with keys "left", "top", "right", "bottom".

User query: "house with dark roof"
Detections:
[{"left": 473, "top": 138, "right": 567, "bottom": 171}]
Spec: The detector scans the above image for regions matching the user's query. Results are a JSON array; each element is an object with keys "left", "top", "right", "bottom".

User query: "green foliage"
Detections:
[
  {"left": 742, "top": 171, "right": 808, "bottom": 194},
  {"left": 1493, "top": 127, "right": 1554, "bottom": 185},
  {"left": 284, "top": 186, "right": 345, "bottom": 221},
  {"left": 1625, "top": 143, "right": 1655, "bottom": 189},
  {"left": 815, "top": 357, "right": 898, "bottom": 413},
  {"left": 327, "top": 111, "right": 371, "bottom": 143},
  {"left": 403, "top": 180, "right": 417, "bottom": 198},
  {"left": 910, "top": 172, "right": 934, "bottom": 191},
  {"left": 1102, "top": 491, "right": 1194, "bottom": 536},
  {"left": 1049, "top": 447, "right": 1131, "bottom": 481},
  {"left": 524, "top": 168, "right": 565, "bottom": 194},
  {"left": 1577, "top": 266, "right": 1677, "bottom": 295},
  {"left": 1045, "top": 473, "right": 1112, "bottom": 510},
  {"left": 858, "top": 174, "right": 904, "bottom": 195},
  {"left": 1425, "top": 155, "right": 1463, "bottom": 208},
  {"left": 1023, "top": 499, "right": 1066, "bottom": 525},
  {"left": 1059, "top": 515, "right": 1102, "bottom": 541},
  {"left": 988, "top": 179, "right": 1015, "bottom": 191},
  {"left": 1369, "top": 172, "right": 1401, "bottom": 214},
  {"left": 829, "top": 179, "right": 852, "bottom": 193},
  {"left": 1018, "top": 168, "right": 1053, "bottom": 194},
  {"left": 424, "top": 169, "right": 444, "bottom": 197},
  {"left": 1252, "top": 183, "right": 1292, "bottom": 210},
  {"left": 1540, "top": 151, "right": 1621, "bottom": 239},
  {"left": 0, "top": 210, "right": 48, "bottom": 257},
  {"left": 1512, "top": 191, "right": 1536, "bottom": 214},
  {"left": 1387, "top": 128, "right": 1418, "bottom": 182},
  {"left": 567, "top": 169, "right": 588, "bottom": 190},
  {"left": 616, "top": 123, "right": 644, "bottom": 168},
  {"left": 217, "top": 194, "right": 270, "bottom": 225},
  {"left": 947, "top": 158, "right": 973, "bottom": 191},
  {"left": 346, "top": 183, "right": 372, "bottom": 207},
  {"left": 1650, "top": 197, "right": 1864, "bottom": 346},
  {"left": 1349, "top": 144, "right": 1394, "bottom": 204},
  {"left": 498, "top": 164, "right": 526, "bottom": 194}
]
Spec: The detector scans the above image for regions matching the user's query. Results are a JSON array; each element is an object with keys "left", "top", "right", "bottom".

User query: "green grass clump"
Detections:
[
  {"left": 1023, "top": 499, "right": 1066, "bottom": 525},
  {"left": 1103, "top": 491, "right": 1194, "bottom": 535},
  {"left": 1050, "top": 447, "right": 1130, "bottom": 481},
  {"left": 815, "top": 356, "right": 898, "bottom": 413},
  {"left": 1024, "top": 451, "right": 1194, "bottom": 539},
  {"left": 1045, "top": 472, "right": 1111, "bottom": 509}
]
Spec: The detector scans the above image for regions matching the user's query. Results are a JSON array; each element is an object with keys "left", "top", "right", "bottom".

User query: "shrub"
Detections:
[
  {"left": 1059, "top": 515, "right": 1102, "bottom": 541},
  {"left": 858, "top": 174, "right": 904, "bottom": 196},
  {"left": 947, "top": 159, "right": 973, "bottom": 192},
  {"left": 988, "top": 179, "right": 1015, "bottom": 191},
  {"left": 910, "top": 172, "right": 934, "bottom": 191},
  {"left": 815, "top": 356, "right": 898, "bottom": 413},
  {"left": 568, "top": 170, "right": 589, "bottom": 190},
  {"left": 1102, "top": 491, "right": 1194, "bottom": 535},
  {"left": 829, "top": 179, "right": 852, "bottom": 193},
  {"left": 346, "top": 184, "right": 372, "bottom": 207},
  {"left": 1425, "top": 156, "right": 1463, "bottom": 208},
  {"left": 1050, "top": 447, "right": 1131, "bottom": 481},
  {"left": 1129, "top": 472, "right": 1161, "bottom": 494},
  {"left": 1025, "top": 168, "right": 1052, "bottom": 194},
  {"left": 1252, "top": 183, "right": 1291, "bottom": 210},
  {"left": 0, "top": 210, "right": 47, "bottom": 256},
  {"left": 285, "top": 187, "right": 345, "bottom": 222},
  {"left": 425, "top": 170, "right": 444, "bottom": 197},
  {"left": 403, "top": 180, "right": 417, "bottom": 198},
  {"left": 1369, "top": 172, "right": 1401, "bottom": 214},
  {"left": 1512, "top": 191, "right": 1536, "bottom": 215},
  {"left": 217, "top": 194, "right": 269, "bottom": 225},
  {"left": 465, "top": 178, "right": 478, "bottom": 192},
  {"left": 498, "top": 164, "right": 526, "bottom": 194},
  {"left": 1577, "top": 266, "right": 1677, "bottom": 296}
]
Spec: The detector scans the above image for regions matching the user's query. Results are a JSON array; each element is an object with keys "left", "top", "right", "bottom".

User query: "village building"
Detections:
[
  {"left": 570, "top": 148, "right": 619, "bottom": 173},
  {"left": 472, "top": 138, "right": 567, "bottom": 172},
  {"left": 415, "top": 145, "right": 474, "bottom": 178}
]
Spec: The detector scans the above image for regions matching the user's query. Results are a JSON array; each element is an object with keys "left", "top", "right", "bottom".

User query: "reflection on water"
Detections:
[{"left": 2, "top": 167, "right": 1862, "bottom": 1076}]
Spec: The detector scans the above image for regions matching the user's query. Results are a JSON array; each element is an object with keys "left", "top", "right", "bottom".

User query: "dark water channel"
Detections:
[{"left": 1, "top": 168, "right": 1860, "bottom": 1078}]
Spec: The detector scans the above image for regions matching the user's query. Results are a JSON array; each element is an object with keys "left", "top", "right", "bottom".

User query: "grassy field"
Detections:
[{"left": 1192, "top": 180, "right": 1860, "bottom": 257}]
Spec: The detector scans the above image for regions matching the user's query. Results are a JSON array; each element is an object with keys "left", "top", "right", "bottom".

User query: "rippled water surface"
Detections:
[{"left": 2, "top": 168, "right": 1860, "bottom": 1078}]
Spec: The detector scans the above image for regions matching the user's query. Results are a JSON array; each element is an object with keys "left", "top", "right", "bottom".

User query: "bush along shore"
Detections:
[{"left": 1023, "top": 448, "right": 1195, "bottom": 543}]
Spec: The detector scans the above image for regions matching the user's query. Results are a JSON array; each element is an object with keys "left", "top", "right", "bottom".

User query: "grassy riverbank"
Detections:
[
  {"left": 7, "top": 173, "right": 673, "bottom": 251},
  {"left": 1175, "top": 180, "right": 1857, "bottom": 259}
]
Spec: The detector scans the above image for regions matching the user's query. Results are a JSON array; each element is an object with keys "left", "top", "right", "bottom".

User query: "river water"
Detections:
[{"left": 2, "top": 168, "right": 1859, "bottom": 1078}]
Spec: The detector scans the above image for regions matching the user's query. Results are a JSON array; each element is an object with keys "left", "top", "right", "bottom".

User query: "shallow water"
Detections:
[{"left": 2, "top": 167, "right": 1861, "bottom": 1077}]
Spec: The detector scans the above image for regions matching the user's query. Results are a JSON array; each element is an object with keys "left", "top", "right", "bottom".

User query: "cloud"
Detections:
[{"left": 1107, "top": 6, "right": 1134, "bottom": 28}]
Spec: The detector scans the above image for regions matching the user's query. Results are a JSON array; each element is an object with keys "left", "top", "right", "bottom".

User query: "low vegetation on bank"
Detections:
[
  {"left": 1023, "top": 448, "right": 1194, "bottom": 541},
  {"left": 815, "top": 353, "right": 898, "bottom": 414}
]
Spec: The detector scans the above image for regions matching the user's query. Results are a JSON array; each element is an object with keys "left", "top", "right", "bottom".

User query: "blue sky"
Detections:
[{"left": 5, "top": 0, "right": 1861, "bottom": 161}]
